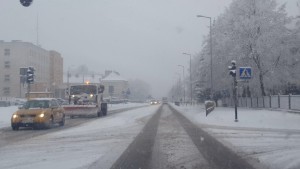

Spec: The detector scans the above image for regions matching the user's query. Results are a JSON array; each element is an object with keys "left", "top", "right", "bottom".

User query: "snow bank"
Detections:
[{"left": 0, "top": 106, "right": 18, "bottom": 128}]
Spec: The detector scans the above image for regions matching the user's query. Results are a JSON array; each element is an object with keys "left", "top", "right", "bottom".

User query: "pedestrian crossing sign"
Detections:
[{"left": 239, "top": 67, "right": 252, "bottom": 79}]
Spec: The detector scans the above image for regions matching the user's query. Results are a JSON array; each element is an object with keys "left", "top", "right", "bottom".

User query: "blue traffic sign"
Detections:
[{"left": 239, "top": 67, "right": 252, "bottom": 79}]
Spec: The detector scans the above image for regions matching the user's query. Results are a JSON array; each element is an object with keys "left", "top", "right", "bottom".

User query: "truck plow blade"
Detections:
[{"left": 63, "top": 105, "right": 99, "bottom": 118}]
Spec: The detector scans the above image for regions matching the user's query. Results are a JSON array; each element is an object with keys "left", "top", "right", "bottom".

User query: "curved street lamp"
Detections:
[
  {"left": 197, "top": 15, "right": 213, "bottom": 99},
  {"left": 178, "top": 65, "right": 185, "bottom": 104}
]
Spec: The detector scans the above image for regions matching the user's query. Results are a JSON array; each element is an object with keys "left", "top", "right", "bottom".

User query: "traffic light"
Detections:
[
  {"left": 26, "top": 67, "right": 35, "bottom": 84},
  {"left": 20, "top": 0, "right": 33, "bottom": 7},
  {"left": 228, "top": 60, "right": 236, "bottom": 77}
]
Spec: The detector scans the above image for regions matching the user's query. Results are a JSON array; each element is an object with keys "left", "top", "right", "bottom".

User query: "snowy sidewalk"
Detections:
[
  {"left": 172, "top": 104, "right": 300, "bottom": 130},
  {"left": 172, "top": 104, "right": 300, "bottom": 169}
]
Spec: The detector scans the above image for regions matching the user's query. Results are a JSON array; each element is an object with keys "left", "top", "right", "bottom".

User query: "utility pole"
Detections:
[
  {"left": 178, "top": 65, "right": 185, "bottom": 105},
  {"left": 197, "top": 15, "right": 213, "bottom": 99},
  {"left": 183, "top": 53, "right": 193, "bottom": 105}
]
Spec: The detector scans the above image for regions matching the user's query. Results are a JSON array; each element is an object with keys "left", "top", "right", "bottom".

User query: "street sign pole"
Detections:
[
  {"left": 26, "top": 66, "right": 35, "bottom": 100},
  {"left": 233, "top": 76, "right": 238, "bottom": 122},
  {"left": 20, "top": 67, "right": 28, "bottom": 98},
  {"left": 228, "top": 60, "right": 238, "bottom": 122},
  {"left": 27, "top": 83, "right": 31, "bottom": 100},
  {"left": 239, "top": 67, "right": 252, "bottom": 80}
]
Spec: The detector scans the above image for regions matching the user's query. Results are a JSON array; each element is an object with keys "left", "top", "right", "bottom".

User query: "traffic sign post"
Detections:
[
  {"left": 239, "top": 67, "right": 252, "bottom": 80},
  {"left": 26, "top": 67, "right": 35, "bottom": 100},
  {"left": 26, "top": 67, "right": 35, "bottom": 84},
  {"left": 228, "top": 60, "right": 238, "bottom": 122},
  {"left": 19, "top": 67, "right": 27, "bottom": 86},
  {"left": 20, "top": 0, "right": 33, "bottom": 7}
]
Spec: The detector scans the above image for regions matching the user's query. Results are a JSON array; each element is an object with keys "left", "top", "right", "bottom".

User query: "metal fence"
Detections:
[{"left": 222, "top": 95, "right": 300, "bottom": 110}]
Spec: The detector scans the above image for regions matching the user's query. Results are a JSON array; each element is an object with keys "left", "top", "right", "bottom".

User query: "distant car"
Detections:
[
  {"left": 150, "top": 100, "right": 159, "bottom": 105},
  {"left": 162, "top": 97, "right": 168, "bottom": 104},
  {"left": 11, "top": 98, "right": 65, "bottom": 130}
]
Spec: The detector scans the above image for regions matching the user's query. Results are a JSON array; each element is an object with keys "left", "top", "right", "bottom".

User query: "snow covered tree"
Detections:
[
  {"left": 193, "top": 0, "right": 294, "bottom": 97},
  {"left": 224, "top": 0, "right": 293, "bottom": 96},
  {"left": 128, "top": 79, "right": 151, "bottom": 102},
  {"left": 168, "top": 78, "right": 183, "bottom": 102}
]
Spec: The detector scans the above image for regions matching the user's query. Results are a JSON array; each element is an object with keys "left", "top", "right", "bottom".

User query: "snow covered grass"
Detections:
[
  {"left": 172, "top": 104, "right": 300, "bottom": 169},
  {"left": 0, "top": 106, "right": 18, "bottom": 129}
]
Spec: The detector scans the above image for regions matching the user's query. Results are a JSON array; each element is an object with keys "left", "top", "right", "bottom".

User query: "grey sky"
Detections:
[{"left": 0, "top": 0, "right": 298, "bottom": 98}]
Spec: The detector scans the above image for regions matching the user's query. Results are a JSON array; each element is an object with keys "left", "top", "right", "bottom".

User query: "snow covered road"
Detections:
[
  {"left": 0, "top": 103, "right": 156, "bottom": 169},
  {"left": 110, "top": 105, "right": 253, "bottom": 169},
  {"left": 1, "top": 103, "right": 300, "bottom": 169}
]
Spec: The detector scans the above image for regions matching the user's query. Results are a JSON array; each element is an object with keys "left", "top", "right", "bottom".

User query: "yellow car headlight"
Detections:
[
  {"left": 39, "top": 113, "right": 45, "bottom": 118},
  {"left": 13, "top": 114, "right": 18, "bottom": 119}
]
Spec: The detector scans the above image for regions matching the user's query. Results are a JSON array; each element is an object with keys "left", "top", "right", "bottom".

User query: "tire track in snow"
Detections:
[{"left": 110, "top": 106, "right": 162, "bottom": 169}]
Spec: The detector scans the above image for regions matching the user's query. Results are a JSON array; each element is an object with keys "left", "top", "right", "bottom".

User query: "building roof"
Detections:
[
  {"left": 64, "top": 74, "right": 103, "bottom": 84},
  {"left": 102, "top": 71, "right": 127, "bottom": 82}
]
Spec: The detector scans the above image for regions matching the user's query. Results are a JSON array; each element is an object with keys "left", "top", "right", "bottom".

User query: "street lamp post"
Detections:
[
  {"left": 174, "top": 73, "right": 181, "bottom": 102},
  {"left": 197, "top": 15, "right": 213, "bottom": 99},
  {"left": 178, "top": 65, "right": 185, "bottom": 104},
  {"left": 67, "top": 65, "right": 75, "bottom": 104},
  {"left": 67, "top": 66, "right": 73, "bottom": 92},
  {"left": 183, "top": 52, "right": 192, "bottom": 105}
]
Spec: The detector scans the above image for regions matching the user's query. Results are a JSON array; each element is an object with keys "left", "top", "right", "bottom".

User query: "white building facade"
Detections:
[
  {"left": 102, "top": 71, "right": 129, "bottom": 100},
  {"left": 0, "top": 40, "right": 63, "bottom": 98}
]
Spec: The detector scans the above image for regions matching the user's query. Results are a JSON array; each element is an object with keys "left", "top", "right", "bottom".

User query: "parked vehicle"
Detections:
[{"left": 0, "top": 101, "right": 10, "bottom": 107}]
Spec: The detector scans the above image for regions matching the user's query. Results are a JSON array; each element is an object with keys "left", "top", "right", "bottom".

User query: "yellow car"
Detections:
[{"left": 11, "top": 98, "right": 65, "bottom": 130}]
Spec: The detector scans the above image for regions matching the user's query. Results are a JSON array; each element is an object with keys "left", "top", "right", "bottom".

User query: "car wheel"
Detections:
[
  {"left": 45, "top": 116, "right": 54, "bottom": 129},
  {"left": 101, "top": 103, "right": 107, "bottom": 116},
  {"left": 12, "top": 125, "right": 19, "bottom": 131},
  {"left": 59, "top": 116, "right": 65, "bottom": 126}
]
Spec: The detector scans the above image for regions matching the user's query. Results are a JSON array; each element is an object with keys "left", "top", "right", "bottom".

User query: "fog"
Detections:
[{"left": 0, "top": 0, "right": 298, "bottom": 98}]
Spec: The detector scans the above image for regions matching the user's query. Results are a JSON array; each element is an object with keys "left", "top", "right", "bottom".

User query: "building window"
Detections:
[
  {"left": 4, "top": 61, "right": 10, "bottom": 68},
  {"left": 3, "top": 87, "right": 10, "bottom": 95},
  {"left": 4, "top": 75, "right": 10, "bottom": 81},
  {"left": 4, "top": 49, "right": 10, "bottom": 56}
]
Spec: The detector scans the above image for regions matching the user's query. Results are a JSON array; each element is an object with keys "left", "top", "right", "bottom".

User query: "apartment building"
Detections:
[
  {"left": 49, "top": 50, "right": 63, "bottom": 90},
  {"left": 0, "top": 40, "right": 63, "bottom": 98}
]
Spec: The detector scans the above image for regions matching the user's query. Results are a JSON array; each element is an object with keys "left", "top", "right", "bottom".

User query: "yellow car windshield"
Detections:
[{"left": 23, "top": 100, "right": 50, "bottom": 109}]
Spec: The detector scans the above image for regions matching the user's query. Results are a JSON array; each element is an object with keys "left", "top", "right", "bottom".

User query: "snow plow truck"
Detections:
[{"left": 63, "top": 82, "right": 108, "bottom": 118}]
